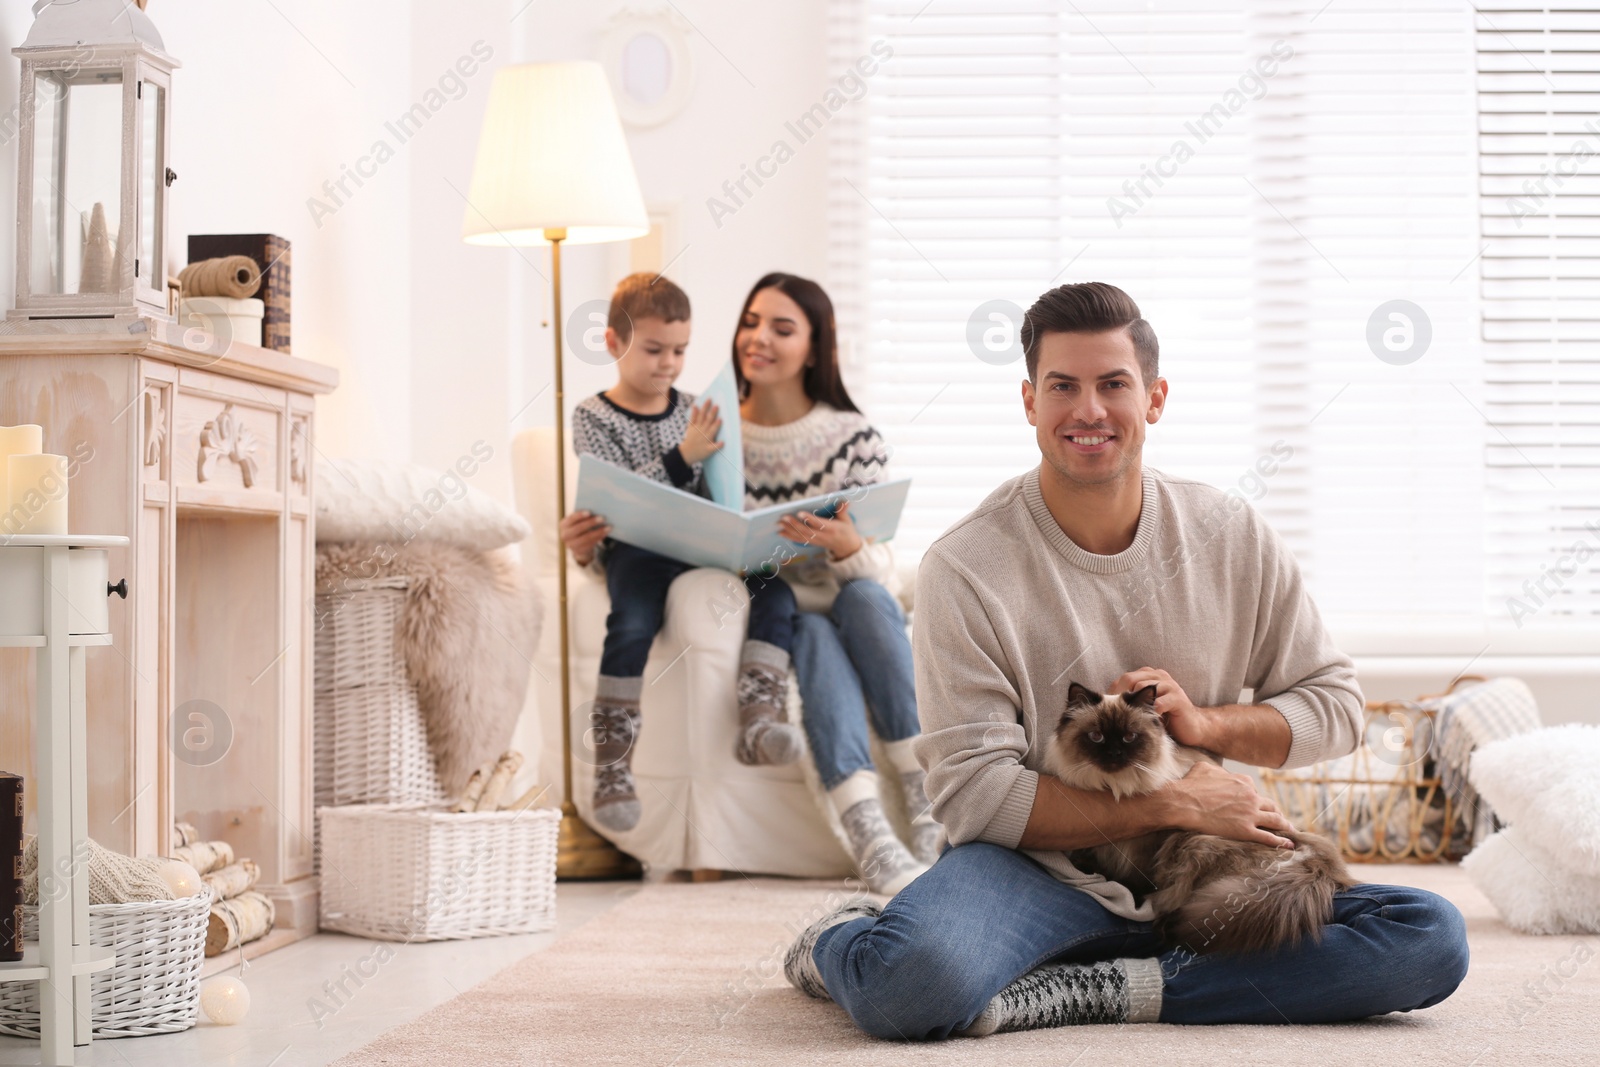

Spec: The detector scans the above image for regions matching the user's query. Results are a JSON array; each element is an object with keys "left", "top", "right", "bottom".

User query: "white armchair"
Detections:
[{"left": 511, "top": 427, "right": 885, "bottom": 877}]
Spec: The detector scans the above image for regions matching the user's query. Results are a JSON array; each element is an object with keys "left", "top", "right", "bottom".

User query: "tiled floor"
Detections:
[{"left": 0, "top": 881, "right": 638, "bottom": 1066}]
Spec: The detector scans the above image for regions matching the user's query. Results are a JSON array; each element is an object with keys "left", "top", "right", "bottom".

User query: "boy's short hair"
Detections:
[{"left": 609, "top": 272, "right": 691, "bottom": 342}]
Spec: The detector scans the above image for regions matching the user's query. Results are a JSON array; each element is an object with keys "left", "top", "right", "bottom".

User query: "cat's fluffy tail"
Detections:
[{"left": 1155, "top": 830, "right": 1354, "bottom": 956}]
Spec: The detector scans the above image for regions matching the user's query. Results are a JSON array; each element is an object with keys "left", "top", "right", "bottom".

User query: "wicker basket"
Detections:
[
  {"left": 318, "top": 804, "right": 558, "bottom": 941},
  {"left": 1261, "top": 698, "right": 1455, "bottom": 863},
  {"left": 0, "top": 890, "right": 213, "bottom": 1038},
  {"left": 314, "top": 576, "right": 445, "bottom": 811}
]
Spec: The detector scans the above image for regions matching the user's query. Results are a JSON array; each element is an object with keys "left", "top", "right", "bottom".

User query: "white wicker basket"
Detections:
[
  {"left": 0, "top": 890, "right": 213, "bottom": 1038},
  {"left": 314, "top": 577, "right": 445, "bottom": 811},
  {"left": 318, "top": 804, "right": 558, "bottom": 942}
]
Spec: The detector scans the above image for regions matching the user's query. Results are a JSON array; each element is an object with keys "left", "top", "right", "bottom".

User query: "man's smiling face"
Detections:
[{"left": 1022, "top": 328, "right": 1167, "bottom": 488}]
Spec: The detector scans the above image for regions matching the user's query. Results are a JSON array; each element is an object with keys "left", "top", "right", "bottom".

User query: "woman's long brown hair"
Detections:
[{"left": 731, "top": 272, "right": 861, "bottom": 414}]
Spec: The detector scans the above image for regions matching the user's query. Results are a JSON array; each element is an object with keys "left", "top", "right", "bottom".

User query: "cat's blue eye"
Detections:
[
  {"left": 1123, "top": 732, "right": 1137, "bottom": 743},
  {"left": 1088, "top": 731, "right": 1103, "bottom": 743}
]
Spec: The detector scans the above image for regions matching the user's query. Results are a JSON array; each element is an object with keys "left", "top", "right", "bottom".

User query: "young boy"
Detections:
[{"left": 561, "top": 273, "right": 804, "bottom": 834}]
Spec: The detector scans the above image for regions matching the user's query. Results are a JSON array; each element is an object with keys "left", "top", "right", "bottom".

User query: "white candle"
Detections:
[
  {"left": 0, "top": 424, "right": 44, "bottom": 510},
  {"left": 6, "top": 454, "right": 69, "bottom": 536}
]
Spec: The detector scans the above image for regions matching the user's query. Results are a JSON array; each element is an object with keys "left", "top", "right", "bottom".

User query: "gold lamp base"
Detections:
[{"left": 556, "top": 802, "right": 643, "bottom": 881}]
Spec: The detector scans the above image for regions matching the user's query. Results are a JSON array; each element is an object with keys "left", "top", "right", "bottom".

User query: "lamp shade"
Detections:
[{"left": 462, "top": 61, "right": 650, "bottom": 247}]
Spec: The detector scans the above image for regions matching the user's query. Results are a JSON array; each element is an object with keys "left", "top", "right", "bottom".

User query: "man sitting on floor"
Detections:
[{"left": 783, "top": 281, "right": 1469, "bottom": 1038}]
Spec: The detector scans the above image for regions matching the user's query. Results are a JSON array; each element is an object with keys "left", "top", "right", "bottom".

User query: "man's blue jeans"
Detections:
[
  {"left": 814, "top": 842, "right": 1470, "bottom": 1040},
  {"left": 791, "top": 578, "right": 920, "bottom": 790}
]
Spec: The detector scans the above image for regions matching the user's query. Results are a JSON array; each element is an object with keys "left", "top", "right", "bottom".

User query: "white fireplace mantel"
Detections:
[{"left": 0, "top": 313, "right": 338, "bottom": 946}]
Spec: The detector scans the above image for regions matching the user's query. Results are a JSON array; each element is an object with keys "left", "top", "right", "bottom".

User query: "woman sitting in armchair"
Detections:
[{"left": 729, "top": 272, "right": 935, "bottom": 895}]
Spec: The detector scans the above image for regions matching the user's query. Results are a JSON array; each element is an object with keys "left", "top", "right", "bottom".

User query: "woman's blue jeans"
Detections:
[
  {"left": 791, "top": 578, "right": 920, "bottom": 790},
  {"left": 814, "top": 841, "right": 1470, "bottom": 1040}
]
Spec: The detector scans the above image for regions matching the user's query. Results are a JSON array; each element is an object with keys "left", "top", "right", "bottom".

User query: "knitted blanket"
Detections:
[{"left": 1426, "top": 677, "right": 1541, "bottom": 849}]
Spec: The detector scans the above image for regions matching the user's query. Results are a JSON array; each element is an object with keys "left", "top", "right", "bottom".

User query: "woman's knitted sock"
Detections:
[
  {"left": 828, "top": 769, "right": 927, "bottom": 896},
  {"left": 591, "top": 675, "right": 643, "bottom": 832},
  {"left": 734, "top": 640, "right": 803, "bottom": 765},
  {"left": 884, "top": 737, "right": 941, "bottom": 864},
  {"left": 955, "top": 958, "right": 1164, "bottom": 1035}
]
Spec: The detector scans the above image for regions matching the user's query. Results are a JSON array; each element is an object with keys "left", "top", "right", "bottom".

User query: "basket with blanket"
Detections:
[
  {"left": 0, "top": 837, "right": 211, "bottom": 1038},
  {"left": 312, "top": 457, "right": 554, "bottom": 939},
  {"left": 1261, "top": 676, "right": 1541, "bottom": 862}
]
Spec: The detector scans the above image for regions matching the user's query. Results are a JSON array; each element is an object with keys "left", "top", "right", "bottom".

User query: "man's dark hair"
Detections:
[{"left": 1021, "top": 281, "right": 1159, "bottom": 386}]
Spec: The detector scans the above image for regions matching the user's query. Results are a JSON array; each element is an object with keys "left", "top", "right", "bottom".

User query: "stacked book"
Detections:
[{"left": 1, "top": 774, "right": 20, "bottom": 962}]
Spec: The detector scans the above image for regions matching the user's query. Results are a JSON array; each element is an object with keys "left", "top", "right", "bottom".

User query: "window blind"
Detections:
[
  {"left": 1477, "top": 1, "right": 1600, "bottom": 627},
  {"left": 829, "top": 0, "right": 1513, "bottom": 631}
]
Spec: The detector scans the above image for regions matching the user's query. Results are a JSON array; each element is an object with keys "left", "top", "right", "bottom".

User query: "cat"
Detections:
[{"left": 1042, "top": 681, "right": 1355, "bottom": 955}]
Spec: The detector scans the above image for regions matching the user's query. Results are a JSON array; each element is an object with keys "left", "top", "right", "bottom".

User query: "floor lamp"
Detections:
[{"left": 463, "top": 61, "right": 649, "bottom": 879}]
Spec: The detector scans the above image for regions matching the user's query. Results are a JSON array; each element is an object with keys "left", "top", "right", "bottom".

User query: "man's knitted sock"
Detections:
[
  {"left": 956, "top": 958, "right": 1164, "bottom": 1036},
  {"left": 783, "top": 897, "right": 884, "bottom": 1000},
  {"left": 734, "top": 640, "right": 803, "bottom": 765},
  {"left": 829, "top": 769, "right": 927, "bottom": 896},
  {"left": 883, "top": 737, "right": 941, "bottom": 865},
  {"left": 591, "top": 675, "right": 643, "bottom": 832}
]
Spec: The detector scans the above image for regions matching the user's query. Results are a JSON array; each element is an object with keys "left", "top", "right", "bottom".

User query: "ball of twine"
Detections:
[{"left": 178, "top": 256, "right": 262, "bottom": 299}]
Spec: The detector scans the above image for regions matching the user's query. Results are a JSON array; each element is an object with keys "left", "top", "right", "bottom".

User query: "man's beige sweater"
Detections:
[{"left": 910, "top": 464, "right": 1363, "bottom": 921}]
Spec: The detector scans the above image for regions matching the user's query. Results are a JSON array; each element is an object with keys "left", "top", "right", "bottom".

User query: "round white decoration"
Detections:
[{"left": 601, "top": 10, "right": 695, "bottom": 127}]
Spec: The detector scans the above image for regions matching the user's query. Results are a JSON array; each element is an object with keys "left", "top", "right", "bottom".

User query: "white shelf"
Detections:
[
  {"left": 0, "top": 633, "right": 111, "bottom": 648},
  {"left": 0, "top": 945, "right": 116, "bottom": 984},
  {"left": 0, "top": 535, "right": 128, "bottom": 549}
]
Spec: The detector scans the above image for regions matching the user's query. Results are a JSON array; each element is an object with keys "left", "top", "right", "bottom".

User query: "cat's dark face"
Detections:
[{"left": 1057, "top": 682, "right": 1164, "bottom": 775}]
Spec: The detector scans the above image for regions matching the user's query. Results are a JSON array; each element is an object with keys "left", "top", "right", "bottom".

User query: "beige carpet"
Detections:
[{"left": 333, "top": 864, "right": 1596, "bottom": 1066}]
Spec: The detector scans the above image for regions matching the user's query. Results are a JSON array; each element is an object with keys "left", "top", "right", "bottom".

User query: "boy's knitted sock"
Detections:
[
  {"left": 829, "top": 769, "right": 927, "bottom": 896},
  {"left": 591, "top": 675, "right": 643, "bottom": 832},
  {"left": 955, "top": 958, "right": 1164, "bottom": 1036},
  {"left": 734, "top": 640, "right": 803, "bottom": 766},
  {"left": 884, "top": 737, "right": 941, "bottom": 865}
]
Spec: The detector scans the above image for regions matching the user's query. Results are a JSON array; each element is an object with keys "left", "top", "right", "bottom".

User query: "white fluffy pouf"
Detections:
[
  {"left": 1463, "top": 723, "right": 1600, "bottom": 934},
  {"left": 1462, "top": 827, "right": 1600, "bottom": 934}
]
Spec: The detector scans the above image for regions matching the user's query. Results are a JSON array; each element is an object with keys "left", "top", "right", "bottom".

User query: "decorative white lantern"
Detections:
[{"left": 10, "top": 0, "right": 179, "bottom": 321}]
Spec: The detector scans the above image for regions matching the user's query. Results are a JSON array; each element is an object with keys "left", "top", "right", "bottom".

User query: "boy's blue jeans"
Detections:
[
  {"left": 598, "top": 542, "right": 796, "bottom": 678},
  {"left": 791, "top": 578, "right": 920, "bottom": 790},
  {"left": 814, "top": 841, "right": 1470, "bottom": 1040}
]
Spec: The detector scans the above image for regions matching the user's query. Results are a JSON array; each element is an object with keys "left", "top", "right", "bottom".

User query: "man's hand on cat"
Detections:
[
  {"left": 1109, "top": 666, "right": 1212, "bottom": 750},
  {"left": 1163, "top": 762, "right": 1296, "bottom": 850}
]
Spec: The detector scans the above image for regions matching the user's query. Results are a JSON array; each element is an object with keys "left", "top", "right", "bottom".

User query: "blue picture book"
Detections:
[
  {"left": 574, "top": 455, "right": 910, "bottom": 574},
  {"left": 697, "top": 361, "right": 746, "bottom": 510},
  {"left": 572, "top": 368, "right": 911, "bottom": 574}
]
